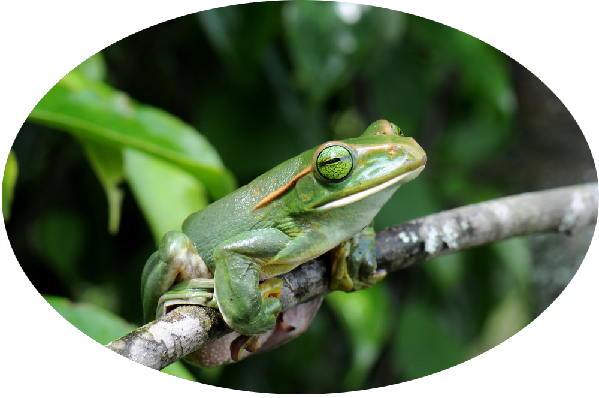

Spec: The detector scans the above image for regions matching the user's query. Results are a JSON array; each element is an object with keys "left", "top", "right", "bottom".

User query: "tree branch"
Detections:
[{"left": 107, "top": 183, "right": 598, "bottom": 370}]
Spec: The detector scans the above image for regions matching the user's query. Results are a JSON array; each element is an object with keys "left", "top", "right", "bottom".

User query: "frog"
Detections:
[{"left": 141, "top": 119, "right": 427, "bottom": 367}]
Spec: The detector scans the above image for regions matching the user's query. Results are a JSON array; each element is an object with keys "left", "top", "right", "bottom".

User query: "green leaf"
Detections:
[
  {"left": 392, "top": 299, "right": 466, "bottom": 381},
  {"left": 28, "top": 69, "right": 235, "bottom": 200},
  {"left": 46, "top": 295, "right": 134, "bottom": 345},
  {"left": 2, "top": 151, "right": 18, "bottom": 221},
  {"left": 124, "top": 148, "right": 208, "bottom": 244},
  {"left": 75, "top": 52, "right": 107, "bottom": 82},
  {"left": 161, "top": 361, "right": 197, "bottom": 382},
  {"left": 284, "top": 2, "right": 405, "bottom": 106},
  {"left": 326, "top": 284, "right": 392, "bottom": 391},
  {"left": 45, "top": 295, "right": 196, "bottom": 381},
  {"left": 78, "top": 140, "right": 124, "bottom": 234}
]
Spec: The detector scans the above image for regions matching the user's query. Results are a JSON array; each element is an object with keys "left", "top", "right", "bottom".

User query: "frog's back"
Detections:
[{"left": 182, "top": 155, "right": 308, "bottom": 268}]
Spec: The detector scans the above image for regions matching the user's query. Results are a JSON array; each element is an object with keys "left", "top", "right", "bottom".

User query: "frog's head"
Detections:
[
  {"left": 304, "top": 119, "right": 426, "bottom": 210},
  {"left": 253, "top": 120, "right": 426, "bottom": 212},
  {"left": 262, "top": 120, "right": 426, "bottom": 212}
]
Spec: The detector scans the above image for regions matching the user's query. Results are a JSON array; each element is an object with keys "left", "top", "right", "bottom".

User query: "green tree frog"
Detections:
[{"left": 141, "top": 120, "right": 426, "bottom": 367}]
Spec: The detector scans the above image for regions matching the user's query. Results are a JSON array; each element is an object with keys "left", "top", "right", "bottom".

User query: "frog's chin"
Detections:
[{"left": 315, "top": 165, "right": 425, "bottom": 211}]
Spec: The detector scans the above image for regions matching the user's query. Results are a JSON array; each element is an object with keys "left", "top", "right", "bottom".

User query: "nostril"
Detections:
[{"left": 422, "top": 155, "right": 427, "bottom": 164}]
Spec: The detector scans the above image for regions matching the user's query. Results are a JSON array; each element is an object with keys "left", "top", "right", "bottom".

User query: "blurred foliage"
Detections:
[
  {"left": 2, "top": 151, "right": 17, "bottom": 220},
  {"left": 29, "top": 57, "right": 234, "bottom": 199},
  {"left": 4, "top": 1, "right": 593, "bottom": 394},
  {"left": 393, "top": 299, "right": 467, "bottom": 380},
  {"left": 326, "top": 284, "right": 392, "bottom": 390},
  {"left": 45, "top": 295, "right": 195, "bottom": 381}
]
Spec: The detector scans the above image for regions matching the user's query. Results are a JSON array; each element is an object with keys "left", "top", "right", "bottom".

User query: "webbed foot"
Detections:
[
  {"left": 330, "top": 225, "right": 386, "bottom": 292},
  {"left": 141, "top": 230, "right": 213, "bottom": 323},
  {"left": 156, "top": 278, "right": 218, "bottom": 318}
]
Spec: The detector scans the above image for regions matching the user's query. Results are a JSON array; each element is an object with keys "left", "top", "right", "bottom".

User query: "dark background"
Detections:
[{"left": 6, "top": 2, "right": 596, "bottom": 393}]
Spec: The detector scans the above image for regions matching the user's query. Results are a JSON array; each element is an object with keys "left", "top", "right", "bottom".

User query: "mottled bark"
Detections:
[
  {"left": 107, "top": 183, "right": 598, "bottom": 370},
  {"left": 107, "top": 305, "right": 229, "bottom": 370}
]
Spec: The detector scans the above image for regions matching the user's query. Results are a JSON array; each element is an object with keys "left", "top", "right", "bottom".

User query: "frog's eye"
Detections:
[
  {"left": 315, "top": 145, "right": 353, "bottom": 182},
  {"left": 390, "top": 123, "right": 404, "bottom": 137}
]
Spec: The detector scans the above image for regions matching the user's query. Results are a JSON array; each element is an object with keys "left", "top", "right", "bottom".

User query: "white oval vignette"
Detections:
[{"left": 1, "top": 1, "right": 597, "bottom": 397}]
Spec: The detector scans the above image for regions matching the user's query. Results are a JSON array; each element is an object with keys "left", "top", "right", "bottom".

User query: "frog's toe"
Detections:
[
  {"left": 156, "top": 278, "right": 216, "bottom": 318},
  {"left": 184, "top": 297, "right": 323, "bottom": 367},
  {"left": 185, "top": 328, "right": 277, "bottom": 367},
  {"left": 373, "top": 268, "right": 387, "bottom": 281},
  {"left": 356, "top": 268, "right": 387, "bottom": 290},
  {"left": 230, "top": 335, "right": 257, "bottom": 361}
]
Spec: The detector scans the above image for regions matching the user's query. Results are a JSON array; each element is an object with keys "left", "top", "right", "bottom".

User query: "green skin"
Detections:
[{"left": 142, "top": 120, "right": 426, "bottom": 341}]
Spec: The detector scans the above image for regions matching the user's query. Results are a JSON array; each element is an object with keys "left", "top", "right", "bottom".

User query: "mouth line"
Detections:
[{"left": 316, "top": 164, "right": 425, "bottom": 211}]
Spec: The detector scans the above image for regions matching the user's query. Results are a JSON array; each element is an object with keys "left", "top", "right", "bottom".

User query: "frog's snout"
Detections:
[{"left": 409, "top": 140, "right": 427, "bottom": 167}]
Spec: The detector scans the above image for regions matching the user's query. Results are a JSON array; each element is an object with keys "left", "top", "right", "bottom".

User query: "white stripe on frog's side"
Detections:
[{"left": 315, "top": 165, "right": 425, "bottom": 211}]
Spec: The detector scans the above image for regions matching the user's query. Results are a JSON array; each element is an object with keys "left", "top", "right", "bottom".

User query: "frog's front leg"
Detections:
[
  {"left": 213, "top": 228, "right": 290, "bottom": 336},
  {"left": 330, "top": 224, "right": 386, "bottom": 292},
  {"left": 141, "top": 231, "right": 214, "bottom": 323}
]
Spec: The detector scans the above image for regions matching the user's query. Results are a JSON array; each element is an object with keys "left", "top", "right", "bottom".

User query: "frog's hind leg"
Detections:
[
  {"left": 141, "top": 231, "right": 213, "bottom": 322},
  {"left": 185, "top": 296, "right": 323, "bottom": 367},
  {"left": 259, "top": 296, "right": 323, "bottom": 352}
]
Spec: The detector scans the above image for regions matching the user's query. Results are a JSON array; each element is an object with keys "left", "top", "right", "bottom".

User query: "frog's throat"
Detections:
[{"left": 315, "top": 165, "right": 425, "bottom": 211}]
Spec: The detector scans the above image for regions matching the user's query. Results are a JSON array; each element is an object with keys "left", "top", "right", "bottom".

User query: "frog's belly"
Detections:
[{"left": 259, "top": 261, "right": 305, "bottom": 279}]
